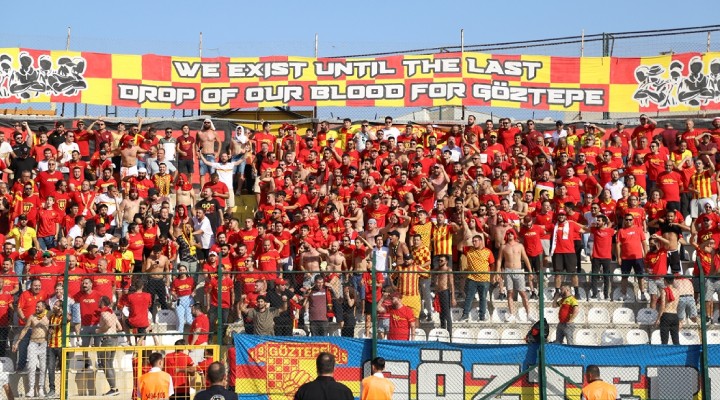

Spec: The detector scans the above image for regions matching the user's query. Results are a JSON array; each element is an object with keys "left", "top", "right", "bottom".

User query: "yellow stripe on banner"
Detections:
[
  {"left": 111, "top": 54, "right": 142, "bottom": 80},
  {"left": 522, "top": 55, "right": 551, "bottom": 83},
  {"left": 580, "top": 57, "right": 610, "bottom": 85},
  {"left": 488, "top": 81, "right": 522, "bottom": 109},
  {"left": 49, "top": 50, "right": 83, "bottom": 59},
  {"left": 463, "top": 53, "right": 492, "bottom": 79},
  {"left": 402, "top": 54, "right": 436, "bottom": 80},
  {"left": 170, "top": 56, "right": 202, "bottom": 83},
  {"left": 82, "top": 77, "right": 112, "bottom": 106},
  {"left": 608, "top": 83, "right": 640, "bottom": 113}
]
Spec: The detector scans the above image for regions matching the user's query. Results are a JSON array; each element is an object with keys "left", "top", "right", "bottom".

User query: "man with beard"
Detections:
[
  {"left": 196, "top": 188, "right": 223, "bottom": 231},
  {"left": 118, "top": 188, "right": 141, "bottom": 236}
]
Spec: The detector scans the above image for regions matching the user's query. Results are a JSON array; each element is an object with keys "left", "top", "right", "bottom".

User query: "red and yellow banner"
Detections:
[{"left": 0, "top": 48, "right": 719, "bottom": 111}]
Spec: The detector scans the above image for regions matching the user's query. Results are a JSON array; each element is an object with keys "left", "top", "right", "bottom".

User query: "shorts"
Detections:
[
  {"left": 646, "top": 277, "right": 665, "bottom": 296},
  {"left": 178, "top": 159, "right": 194, "bottom": 175},
  {"left": 528, "top": 254, "right": 542, "bottom": 273},
  {"left": 541, "top": 239, "right": 551, "bottom": 256},
  {"left": 705, "top": 279, "right": 720, "bottom": 302},
  {"left": 504, "top": 268, "right": 526, "bottom": 291},
  {"left": 552, "top": 253, "right": 577, "bottom": 274},
  {"left": 232, "top": 154, "right": 246, "bottom": 174},
  {"left": 667, "top": 249, "right": 682, "bottom": 274},
  {"left": 199, "top": 154, "right": 216, "bottom": 176},
  {"left": 677, "top": 295, "right": 697, "bottom": 321},
  {"left": 125, "top": 320, "right": 149, "bottom": 334},
  {"left": 620, "top": 259, "right": 645, "bottom": 275},
  {"left": 120, "top": 165, "right": 138, "bottom": 178}
]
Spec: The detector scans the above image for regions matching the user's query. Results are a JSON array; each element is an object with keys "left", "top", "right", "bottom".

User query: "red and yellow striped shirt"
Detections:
[
  {"left": 431, "top": 224, "right": 454, "bottom": 255},
  {"left": 397, "top": 264, "right": 420, "bottom": 297},
  {"left": 513, "top": 176, "right": 533, "bottom": 195},
  {"left": 691, "top": 170, "right": 715, "bottom": 199}
]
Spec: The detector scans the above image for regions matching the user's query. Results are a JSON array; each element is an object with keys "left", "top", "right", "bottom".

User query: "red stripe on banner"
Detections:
[
  {"left": 82, "top": 52, "right": 112, "bottom": 79},
  {"left": 462, "top": 77, "right": 492, "bottom": 107},
  {"left": 550, "top": 56, "right": 580, "bottom": 84},
  {"left": 167, "top": 82, "right": 201, "bottom": 110},
  {"left": 381, "top": 55, "right": 406, "bottom": 80},
  {"left": 259, "top": 55, "right": 290, "bottom": 63},
  {"left": 610, "top": 57, "right": 641, "bottom": 84},
  {"left": 342, "top": 79, "right": 378, "bottom": 107},
  {"left": 142, "top": 54, "right": 172, "bottom": 81},
  {"left": 112, "top": 79, "right": 145, "bottom": 108}
]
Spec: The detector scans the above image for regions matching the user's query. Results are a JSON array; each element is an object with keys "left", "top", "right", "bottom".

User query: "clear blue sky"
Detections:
[{"left": 2, "top": 0, "right": 719, "bottom": 58}]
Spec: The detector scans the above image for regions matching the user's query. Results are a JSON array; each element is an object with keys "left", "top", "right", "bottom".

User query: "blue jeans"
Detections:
[
  {"left": 463, "top": 280, "right": 490, "bottom": 320},
  {"left": 14, "top": 260, "right": 25, "bottom": 285},
  {"left": 199, "top": 154, "right": 216, "bottom": 176},
  {"left": 176, "top": 295, "right": 194, "bottom": 329},
  {"left": 38, "top": 236, "right": 56, "bottom": 251},
  {"left": 16, "top": 328, "right": 31, "bottom": 371}
]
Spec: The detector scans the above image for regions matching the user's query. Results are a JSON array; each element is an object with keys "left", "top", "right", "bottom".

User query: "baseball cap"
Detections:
[
  {"left": 42, "top": 251, "right": 53, "bottom": 258},
  {"left": 148, "top": 188, "right": 159, "bottom": 196},
  {"left": 556, "top": 120, "right": 564, "bottom": 125},
  {"left": 274, "top": 278, "right": 287, "bottom": 285},
  {"left": 557, "top": 209, "right": 567, "bottom": 215},
  {"left": 209, "top": 251, "right": 218, "bottom": 256},
  {"left": 368, "top": 218, "right": 377, "bottom": 225}
]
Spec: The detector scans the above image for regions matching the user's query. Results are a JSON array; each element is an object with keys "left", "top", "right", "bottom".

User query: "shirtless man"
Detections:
[
  {"left": 117, "top": 137, "right": 147, "bottom": 179},
  {"left": 382, "top": 212, "right": 410, "bottom": 243},
  {"left": 118, "top": 188, "right": 141, "bottom": 236},
  {"left": 13, "top": 301, "right": 49, "bottom": 398},
  {"left": 299, "top": 241, "right": 322, "bottom": 288},
  {"left": 651, "top": 209, "right": 690, "bottom": 275},
  {"left": 387, "top": 230, "right": 410, "bottom": 276},
  {"left": 345, "top": 199, "right": 364, "bottom": 232},
  {"left": 316, "top": 241, "right": 346, "bottom": 298},
  {"left": 143, "top": 244, "right": 171, "bottom": 310},
  {"left": 511, "top": 190, "right": 529, "bottom": 218},
  {"left": 497, "top": 230, "right": 532, "bottom": 322},
  {"left": 175, "top": 175, "right": 196, "bottom": 210},
  {"left": 363, "top": 218, "right": 381, "bottom": 244},
  {"left": 197, "top": 118, "right": 219, "bottom": 184},
  {"left": 434, "top": 241, "right": 456, "bottom": 331}
]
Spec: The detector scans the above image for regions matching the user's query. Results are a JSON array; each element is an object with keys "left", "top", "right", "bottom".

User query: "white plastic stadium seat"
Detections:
[
  {"left": 600, "top": 329, "right": 624, "bottom": 346},
  {"left": 428, "top": 328, "right": 451, "bottom": 343},
  {"left": 572, "top": 308, "right": 587, "bottom": 324},
  {"left": 574, "top": 329, "right": 599, "bottom": 346},
  {"left": 587, "top": 307, "right": 610, "bottom": 324},
  {"left": 651, "top": 330, "right": 662, "bottom": 345},
  {"left": 543, "top": 308, "right": 559, "bottom": 324},
  {"left": 679, "top": 330, "right": 700, "bottom": 345},
  {"left": 612, "top": 287, "right": 636, "bottom": 302},
  {"left": 120, "top": 353, "right": 134, "bottom": 372},
  {"left": 452, "top": 328, "right": 475, "bottom": 344},
  {"left": 706, "top": 330, "right": 720, "bottom": 345},
  {"left": 451, "top": 307, "right": 465, "bottom": 322},
  {"left": 293, "top": 329, "right": 307, "bottom": 337},
  {"left": 159, "top": 331, "right": 184, "bottom": 346},
  {"left": 491, "top": 307, "right": 512, "bottom": 323},
  {"left": 414, "top": 329, "right": 427, "bottom": 341},
  {"left": 0, "top": 357, "right": 13, "bottom": 372},
  {"left": 500, "top": 329, "right": 525, "bottom": 344},
  {"left": 626, "top": 329, "right": 649, "bottom": 345},
  {"left": 612, "top": 307, "right": 635, "bottom": 324},
  {"left": 636, "top": 308, "right": 658, "bottom": 326},
  {"left": 155, "top": 309, "right": 179, "bottom": 330},
  {"left": 477, "top": 328, "right": 500, "bottom": 344}
]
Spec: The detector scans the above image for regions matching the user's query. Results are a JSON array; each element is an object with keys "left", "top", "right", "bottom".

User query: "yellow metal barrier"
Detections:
[{"left": 60, "top": 344, "right": 220, "bottom": 400}]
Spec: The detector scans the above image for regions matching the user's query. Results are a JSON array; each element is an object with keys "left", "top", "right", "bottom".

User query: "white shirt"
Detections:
[
  {"left": 0, "top": 141, "right": 12, "bottom": 161},
  {"left": 551, "top": 129, "right": 567, "bottom": 145},
  {"left": 441, "top": 145, "right": 463, "bottom": 162},
  {"left": 372, "top": 246, "right": 389, "bottom": 272},
  {"left": 68, "top": 225, "right": 83, "bottom": 240},
  {"left": 604, "top": 180, "right": 625, "bottom": 201},
  {"left": 382, "top": 127, "right": 400, "bottom": 141},
  {"left": 159, "top": 137, "right": 177, "bottom": 161},
  {"left": 95, "top": 193, "right": 122, "bottom": 225},
  {"left": 57, "top": 142, "right": 80, "bottom": 173},
  {"left": 206, "top": 161, "right": 235, "bottom": 191},
  {"left": 193, "top": 216, "right": 214, "bottom": 249},
  {"left": 37, "top": 160, "right": 50, "bottom": 172},
  {"left": 84, "top": 233, "right": 113, "bottom": 248}
]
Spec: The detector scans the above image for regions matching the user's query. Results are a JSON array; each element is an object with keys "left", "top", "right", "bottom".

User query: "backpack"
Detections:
[{"left": 526, "top": 318, "right": 550, "bottom": 343}]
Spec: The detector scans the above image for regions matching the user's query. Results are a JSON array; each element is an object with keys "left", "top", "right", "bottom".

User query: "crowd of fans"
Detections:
[{"left": 1, "top": 113, "right": 720, "bottom": 395}]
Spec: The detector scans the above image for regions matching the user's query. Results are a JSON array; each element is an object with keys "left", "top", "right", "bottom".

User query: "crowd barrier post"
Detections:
[
  {"left": 698, "top": 262, "right": 710, "bottom": 400},
  {"left": 371, "top": 257, "right": 378, "bottom": 359},
  {"left": 538, "top": 265, "right": 548, "bottom": 400},
  {"left": 61, "top": 254, "right": 70, "bottom": 400},
  {"left": 217, "top": 254, "right": 225, "bottom": 343}
]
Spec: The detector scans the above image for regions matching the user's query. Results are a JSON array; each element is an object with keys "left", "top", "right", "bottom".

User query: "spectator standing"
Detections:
[
  {"left": 379, "top": 291, "right": 416, "bottom": 341},
  {"left": 304, "top": 275, "right": 334, "bottom": 337},
  {"left": 554, "top": 284, "right": 578, "bottom": 344},
  {"left": 96, "top": 296, "right": 122, "bottom": 396},
  {"left": 139, "top": 352, "right": 174, "bottom": 400},
  {"left": 656, "top": 276, "right": 680, "bottom": 344},
  {"left": 616, "top": 214, "right": 648, "bottom": 301},
  {"left": 189, "top": 304, "right": 210, "bottom": 346},
  {"left": 194, "top": 362, "right": 236, "bottom": 400},
  {"left": 581, "top": 365, "right": 619, "bottom": 400},
  {"left": 293, "top": 352, "right": 353, "bottom": 400},
  {"left": 15, "top": 279, "right": 45, "bottom": 371},
  {"left": 239, "top": 294, "right": 288, "bottom": 336},
  {"left": 164, "top": 339, "right": 196, "bottom": 400},
  {"left": 13, "top": 301, "right": 49, "bottom": 398},
  {"left": 459, "top": 235, "right": 494, "bottom": 322},
  {"left": 361, "top": 357, "right": 395, "bottom": 400}
]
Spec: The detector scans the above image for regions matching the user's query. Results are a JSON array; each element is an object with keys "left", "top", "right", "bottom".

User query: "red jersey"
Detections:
[
  {"left": 17, "top": 290, "right": 46, "bottom": 326},
  {"left": 591, "top": 227, "right": 615, "bottom": 259},
  {"left": 656, "top": 171, "right": 683, "bottom": 202},
  {"left": 127, "top": 292, "right": 152, "bottom": 328},
  {"left": 387, "top": 305, "right": 416, "bottom": 341},
  {"left": 171, "top": 277, "right": 195, "bottom": 297},
  {"left": 189, "top": 313, "right": 210, "bottom": 344},
  {"left": 164, "top": 351, "right": 195, "bottom": 392},
  {"left": 617, "top": 226, "right": 646, "bottom": 259},
  {"left": 645, "top": 250, "right": 668, "bottom": 277},
  {"left": 206, "top": 276, "right": 233, "bottom": 308},
  {"left": 551, "top": 222, "right": 581, "bottom": 254},
  {"left": 73, "top": 290, "right": 103, "bottom": 326},
  {"left": 27, "top": 263, "right": 62, "bottom": 298},
  {"left": 520, "top": 225, "right": 544, "bottom": 257},
  {"left": 36, "top": 170, "right": 64, "bottom": 199}
]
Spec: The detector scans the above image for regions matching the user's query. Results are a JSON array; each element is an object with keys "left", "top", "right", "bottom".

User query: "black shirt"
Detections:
[
  {"left": 293, "top": 376, "right": 354, "bottom": 400},
  {"left": 196, "top": 198, "right": 223, "bottom": 231},
  {"left": 194, "top": 385, "right": 237, "bottom": 400}
]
